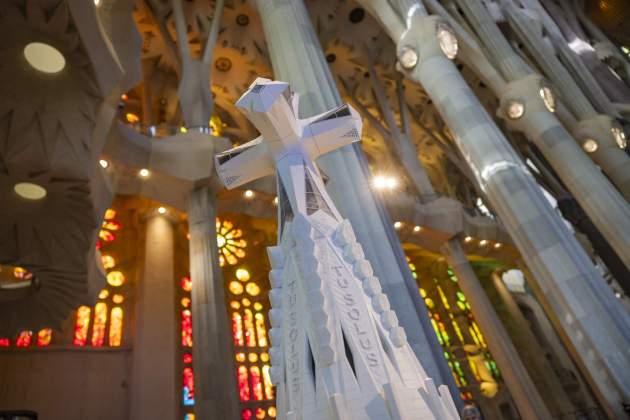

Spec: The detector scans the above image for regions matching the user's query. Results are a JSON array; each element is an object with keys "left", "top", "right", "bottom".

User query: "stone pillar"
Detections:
[
  {"left": 254, "top": 0, "right": 460, "bottom": 402},
  {"left": 359, "top": 3, "right": 630, "bottom": 415},
  {"left": 131, "top": 212, "right": 178, "bottom": 420},
  {"left": 442, "top": 240, "right": 552, "bottom": 420},
  {"left": 187, "top": 187, "right": 239, "bottom": 420}
]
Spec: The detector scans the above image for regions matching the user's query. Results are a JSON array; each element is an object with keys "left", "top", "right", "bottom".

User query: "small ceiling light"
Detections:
[
  {"left": 244, "top": 190, "right": 254, "bottom": 199},
  {"left": 582, "top": 139, "right": 598, "bottom": 153},
  {"left": 273, "top": 196, "right": 278, "bottom": 205},
  {"left": 157, "top": 206, "right": 167, "bottom": 214},
  {"left": 373, "top": 175, "right": 397, "bottom": 190},
  {"left": 615, "top": 292, "right": 622, "bottom": 299},
  {"left": 398, "top": 46, "right": 419, "bottom": 70},
  {"left": 14, "top": 182, "right": 47, "bottom": 200},
  {"left": 99, "top": 159, "right": 109, "bottom": 169},
  {"left": 180, "top": 126, "right": 188, "bottom": 133},
  {"left": 611, "top": 126, "right": 627, "bottom": 149},
  {"left": 139, "top": 168, "right": 150, "bottom": 177},
  {"left": 539, "top": 86, "right": 555, "bottom": 113},
  {"left": 506, "top": 100, "right": 525, "bottom": 120},
  {"left": 94, "top": 0, "right": 100, "bottom": 5},
  {"left": 493, "top": 242, "right": 502, "bottom": 249},
  {"left": 24, "top": 42, "right": 65, "bottom": 74},
  {"left": 394, "top": 221, "right": 402, "bottom": 229},
  {"left": 120, "top": 93, "right": 128, "bottom": 101},
  {"left": 413, "top": 225, "right": 422, "bottom": 232},
  {"left": 437, "top": 23, "right": 458, "bottom": 60},
  {"left": 464, "top": 236, "right": 473, "bottom": 243},
  {"left": 479, "top": 239, "right": 489, "bottom": 247}
]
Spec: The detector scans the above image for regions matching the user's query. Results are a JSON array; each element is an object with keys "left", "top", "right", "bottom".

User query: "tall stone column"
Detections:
[
  {"left": 131, "top": 212, "right": 178, "bottom": 420},
  {"left": 442, "top": 241, "right": 551, "bottom": 419},
  {"left": 356, "top": 2, "right": 630, "bottom": 416},
  {"left": 254, "top": 0, "right": 461, "bottom": 402},
  {"left": 187, "top": 186, "right": 239, "bottom": 420}
]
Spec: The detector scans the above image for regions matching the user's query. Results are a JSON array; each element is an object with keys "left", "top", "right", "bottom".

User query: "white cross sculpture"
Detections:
[{"left": 215, "top": 78, "right": 459, "bottom": 420}]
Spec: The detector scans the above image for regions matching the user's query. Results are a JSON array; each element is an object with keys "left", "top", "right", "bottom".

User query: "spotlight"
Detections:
[
  {"left": 394, "top": 221, "right": 402, "bottom": 229},
  {"left": 539, "top": 86, "right": 555, "bottom": 113},
  {"left": 413, "top": 225, "right": 422, "bottom": 232},
  {"left": 273, "top": 196, "right": 278, "bottom": 205},
  {"left": 139, "top": 168, "right": 150, "bottom": 177},
  {"left": 157, "top": 206, "right": 167, "bottom": 214},
  {"left": 493, "top": 242, "right": 502, "bottom": 249},
  {"left": 244, "top": 190, "right": 254, "bottom": 199},
  {"left": 24, "top": 42, "right": 65, "bottom": 73},
  {"left": 582, "top": 139, "right": 598, "bottom": 153},
  {"left": 612, "top": 126, "right": 627, "bottom": 149},
  {"left": 398, "top": 46, "right": 419, "bottom": 70},
  {"left": 437, "top": 23, "right": 458, "bottom": 59},
  {"left": 506, "top": 100, "right": 525, "bottom": 120},
  {"left": 373, "top": 175, "right": 397, "bottom": 190},
  {"left": 463, "top": 236, "right": 473, "bottom": 243},
  {"left": 99, "top": 159, "right": 109, "bottom": 169},
  {"left": 479, "top": 239, "right": 489, "bottom": 247}
]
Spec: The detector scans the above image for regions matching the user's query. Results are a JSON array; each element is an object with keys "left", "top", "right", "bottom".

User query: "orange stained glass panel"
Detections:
[
  {"left": 109, "top": 307, "right": 123, "bottom": 346},
  {"left": 254, "top": 312, "right": 268, "bottom": 347},
  {"left": 237, "top": 365, "right": 250, "bottom": 401},
  {"left": 232, "top": 312, "right": 244, "bottom": 346},
  {"left": 243, "top": 309, "right": 256, "bottom": 347},
  {"left": 262, "top": 364, "right": 274, "bottom": 400},
  {"left": 182, "top": 309, "right": 193, "bottom": 347},
  {"left": 250, "top": 366, "right": 263, "bottom": 401},
  {"left": 104, "top": 209, "right": 116, "bottom": 220},
  {"left": 92, "top": 302, "right": 108, "bottom": 347},
  {"left": 36, "top": 329, "right": 52, "bottom": 347},
  {"left": 16, "top": 331, "right": 32, "bottom": 347},
  {"left": 74, "top": 306, "right": 91, "bottom": 346},
  {"left": 181, "top": 276, "right": 192, "bottom": 292}
]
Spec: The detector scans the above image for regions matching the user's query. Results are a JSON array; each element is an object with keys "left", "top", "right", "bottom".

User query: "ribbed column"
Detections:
[
  {"left": 187, "top": 187, "right": 239, "bottom": 420},
  {"left": 390, "top": 11, "right": 630, "bottom": 417},
  {"left": 442, "top": 240, "right": 552, "bottom": 420},
  {"left": 131, "top": 213, "right": 178, "bottom": 420},
  {"left": 254, "top": 0, "right": 460, "bottom": 401},
  {"left": 489, "top": 271, "right": 577, "bottom": 417}
]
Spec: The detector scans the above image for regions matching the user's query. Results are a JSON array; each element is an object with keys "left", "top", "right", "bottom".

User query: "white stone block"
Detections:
[
  {"left": 267, "top": 246, "right": 285, "bottom": 268},
  {"left": 372, "top": 293, "right": 390, "bottom": 313},
  {"left": 353, "top": 259, "right": 373, "bottom": 279}
]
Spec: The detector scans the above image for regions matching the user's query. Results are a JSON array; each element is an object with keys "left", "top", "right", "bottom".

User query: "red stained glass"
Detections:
[
  {"left": 181, "top": 276, "right": 192, "bottom": 292},
  {"left": 91, "top": 302, "right": 108, "bottom": 347},
  {"left": 99, "top": 230, "right": 116, "bottom": 243},
  {"left": 243, "top": 309, "right": 256, "bottom": 347},
  {"left": 37, "top": 329, "right": 52, "bottom": 347},
  {"left": 183, "top": 353, "right": 193, "bottom": 364},
  {"left": 74, "top": 306, "right": 91, "bottom": 346},
  {"left": 241, "top": 409, "right": 252, "bottom": 420},
  {"left": 183, "top": 367, "right": 195, "bottom": 406},
  {"left": 250, "top": 366, "right": 263, "bottom": 401},
  {"left": 237, "top": 365, "right": 250, "bottom": 401},
  {"left": 232, "top": 312, "right": 244, "bottom": 346},
  {"left": 16, "top": 331, "right": 32, "bottom": 347},
  {"left": 96, "top": 240, "right": 102, "bottom": 250},
  {"left": 182, "top": 309, "right": 193, "bottom": 347},
  {"left": 0, "top": 338, "right": 9, "bottom": 347}
]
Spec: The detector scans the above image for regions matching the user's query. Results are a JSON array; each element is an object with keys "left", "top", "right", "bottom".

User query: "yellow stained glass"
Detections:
[
  {"left": 262, "top": 364, "right": 274, "bottom": 400},
  {"left": 230, "top": 300, "right": 240, "bottom": 309},
  {"left": 236, "top": 268, "right": 250, "bottom": 282},
  {"left": 104, "top": 209, "right": 116, "bottom": 220},
  {"left": 419, "top": 288, "right": 427, "bottom": 298},
  {"left": 437, "top": 286, "right": 450, "bottom": 310},
  {"left": 107, "top": 271, "right": 125, "bottom": 287},
  {"left": 253, "top": 302, "right": 263, "bottom": 311},
  {"left": 245, "top": 282, "right": 260, "bottom": 296},
  {"left": 101, "top": 254, "right": 116, "bottom": 269},
  {"left": 215, "top": 218, "right": 247, "bottom": 267},
  {"left": 248, "top": 353, "right": 258, "bottom": 362},
  {"left": 92, "top": 302, "right": 108, "bottom": 347},
  {"left": 255, "top": 312, "right": 268, "bottom": 347},
  {"left": 268, "top": 407, "right": 277, "bottom": 418},
  {"left": 112, "top": 294, "right": 124, "bottom": 304},
  {"left": 37, "top": 328, "right": 52, "bottom": 346},
  {"left": 229, "top": 281, "right": 244, "bottom": 295},
  {"left": 452, "top": 321, "right": 464, "bottom": 344},
  {"left": 260, "top": 352, "right": 269, "bottom": 362},
  {"left": 243, "top": 309, "right": 256, "bottom": 347},
  {"left": 109, "top": 307, "right": 123, "bottom": 346},
  {"left": 99, "top": 289, "right": 109, "bottom": 299},
  {"left": 181, "top": 297, "right": 191, "bottom": 308},
  {"left": 242, "top": 298, "right": 251, "bottom": 307},
  {"left": 236, "top": 352, "right": 246, "bottom": 362}
]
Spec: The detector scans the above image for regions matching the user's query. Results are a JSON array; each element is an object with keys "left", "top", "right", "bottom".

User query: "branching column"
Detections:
[
  {"left": 357, "top": 1, "right": 630, "bottom": 417},
  {"left": 254, "top": 0, "right": 461, "bottom": 402},
  {"left": 187, "top": 187, "right": 239, "bottom": 420}
]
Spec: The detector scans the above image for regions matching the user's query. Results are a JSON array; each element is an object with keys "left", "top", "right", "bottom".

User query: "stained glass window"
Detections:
[
  {"left": 37, "top": 328, "right": 52, "bottom": 347},
  {"left": 74, "top": 306, "right": 91, "bottom": 346},
  {"left": 92, "top": 302, "right": 108, "bottom": 347},
  {"left": 179, "top": 273, "right": 195, "bottom": 419},
  {"left": 16, "top": 331, "right": 32, "bottom": 347},
  {"left": 216, "top": 218, "right": 247, "bottom": 266},
  {"left": 109, "top": 307, "right": 123, "bottom": 346},
  {"left": 183, "top": 367, "right": 195, "bottom": 406},
  {"left": 182, "top": 309, "right": 193, "bottom": 347}
]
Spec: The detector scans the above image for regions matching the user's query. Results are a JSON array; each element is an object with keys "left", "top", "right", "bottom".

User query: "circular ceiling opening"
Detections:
[
  {"left": 14, "top": 182, "right": 47, "bottom": 200},
  {"left": 348, "top": 7, "right": 365, "bottom": 23},
  {"left": 23, "top": 42, "right": 65, "bottom": 73}
]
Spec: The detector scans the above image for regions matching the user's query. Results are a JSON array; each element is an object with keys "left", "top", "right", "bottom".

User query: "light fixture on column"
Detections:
[
  {"left": 413, "top": 225, "right": 422, "bottom": 232},
  {"left": 506, "top": 100, "right": 525, "bottom": 120},
  {"left": 157, "top": 206, "right": 167, "bottom": 215},
  {"left": 394, "top": 221, "right": 402, "bottom": 229},
  {"left": 138, "top": 168, "right": 150, "bottom": 177},
  {"left": 373, "top": 175, "right": 397, "bottom": 190},
  {"left": 464, "top": 236, "right": 473, "bottom": 243},
  {"left": 14, "top": 182, "right": 47, "bottom": 200},
  {"left": 479, "top": 239, "right": 489, "bottom": 247},
  {"left": 436, "top": 23, "right": 458, "bottom": 59},
  {"left": 23, "top": 42, "right": 65, "bottom": 74},
  {"left": 582, "top": 138, "right": 599, "bottom": 153},
  {"left": 99, "top": 159, "right": 109, "bottom": 169},
  {"left": 539, "top": 85, "right": 555, "bottom": 113},
  {"left": 493, "top": 242, "right": 502, "bottom": 249},
  {"left": 398, "top": 46, "right": 419, "bottom": 70},
  {"left": 272, "top": 196, "right": 278, "bottom": 205},
  {"left": 244, "top": 189, "right": 254, "bottom": 199},
  {"left": 611, "top": 126, "right": 627, "bottom": 149}
]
